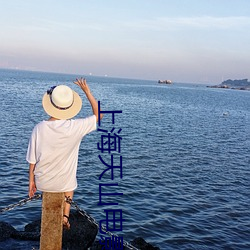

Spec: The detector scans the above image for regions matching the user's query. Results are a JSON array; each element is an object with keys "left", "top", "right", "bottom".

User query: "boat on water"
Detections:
[{"left": 158, "top": 80, "right": 172, "bottom": 84}]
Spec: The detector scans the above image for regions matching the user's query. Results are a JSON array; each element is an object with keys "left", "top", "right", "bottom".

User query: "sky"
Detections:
[{"left": 0, "top": 0, "right": 250, "bottom": 83}]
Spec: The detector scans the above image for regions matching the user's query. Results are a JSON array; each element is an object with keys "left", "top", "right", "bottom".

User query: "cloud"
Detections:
[{"left": 129, "top": 16, "right": 250, "bottom": 31}]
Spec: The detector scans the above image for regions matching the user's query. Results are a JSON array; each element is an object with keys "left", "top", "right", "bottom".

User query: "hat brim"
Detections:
[{"left": 42, "top": 90, "right": 82, "bottom": 120}]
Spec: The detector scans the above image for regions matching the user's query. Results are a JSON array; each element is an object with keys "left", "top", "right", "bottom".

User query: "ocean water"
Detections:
[{"left": 0, "top": 69, "right": 249, "bottom": 249}]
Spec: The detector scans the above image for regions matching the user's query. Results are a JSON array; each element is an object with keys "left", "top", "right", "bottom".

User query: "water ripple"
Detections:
[{"left": 0, "top": 70, "right": 250, "bottom": 249}]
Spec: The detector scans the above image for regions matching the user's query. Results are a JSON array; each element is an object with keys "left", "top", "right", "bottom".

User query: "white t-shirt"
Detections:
[{"left": 26, "top": 115, "right": 96, "bottom": 192}]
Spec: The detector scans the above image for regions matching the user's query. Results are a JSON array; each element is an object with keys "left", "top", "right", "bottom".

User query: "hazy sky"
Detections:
[{"left": 0, "top": 0, "right": 250, "bottom": 83}]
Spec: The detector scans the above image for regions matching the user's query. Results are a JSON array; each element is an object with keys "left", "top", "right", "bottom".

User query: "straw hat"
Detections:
[{"left": 42, "top": 85, "right": 82, "bottom": 119}]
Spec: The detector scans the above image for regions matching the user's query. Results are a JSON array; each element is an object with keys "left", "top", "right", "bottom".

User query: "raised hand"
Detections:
[{"left": 74, "top": 78, "right": 91, "bottom": 95}]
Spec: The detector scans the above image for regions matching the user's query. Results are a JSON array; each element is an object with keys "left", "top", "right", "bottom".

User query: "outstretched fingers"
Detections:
[
  {"left": 74, "top": 77, "right": 90, "bottom": 94},
  {"left": 74, "top": 77, "right": 86, "bottom": 87}
]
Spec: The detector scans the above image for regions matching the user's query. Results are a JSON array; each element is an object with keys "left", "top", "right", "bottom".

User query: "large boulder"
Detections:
[
  {"left": 0, "top": 222, "right": 17, "bottom": 242},
  {"left": 13, "top": 220, "right": 41, "bottom": 241},
  {"left": 9, "top": 210, "right": 98, "bottom": 249},
  {"left": 90, "top": 237, "right": 160, "bottom": 250},
  {"left": 62, "top": 211, "right": 98, "bottom": 249},
  {"left": 131, "top": 237, "right": 160, "bottom": 250}
]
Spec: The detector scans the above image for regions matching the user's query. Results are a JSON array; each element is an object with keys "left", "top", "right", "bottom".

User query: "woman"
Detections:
[{"left": 26, "top": 78, "right": 102, "bottom": 229}]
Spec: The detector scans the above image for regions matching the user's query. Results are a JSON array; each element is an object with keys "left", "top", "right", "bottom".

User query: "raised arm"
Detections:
[{"left": 74, "top": 78, "right": 103, "bottom": 122}]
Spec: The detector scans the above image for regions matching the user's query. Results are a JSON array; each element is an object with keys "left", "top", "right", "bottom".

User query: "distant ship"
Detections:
[{"left": 158, "top": 80, "right": 172, "bottom": 84}]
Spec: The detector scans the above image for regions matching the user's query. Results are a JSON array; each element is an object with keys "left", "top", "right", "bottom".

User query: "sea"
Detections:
[{"left": 0, "top": 68, "right": 249, "bottom": 250}]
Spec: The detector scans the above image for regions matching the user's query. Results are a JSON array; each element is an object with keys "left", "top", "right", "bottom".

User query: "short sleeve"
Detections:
[
  {"left": 26, "top": 127, "right": 37, "bottom": 164},
  {"left": 74, "top": 115, "right": 97, "bottom": 138}
]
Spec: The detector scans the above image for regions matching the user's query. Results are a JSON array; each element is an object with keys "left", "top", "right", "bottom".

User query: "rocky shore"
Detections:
[
  {"left": 207, "top": 78, "right": 250, "bottom": 90},
  {"left": 0, "top": 211, "right": 160, "bottom": 250}
]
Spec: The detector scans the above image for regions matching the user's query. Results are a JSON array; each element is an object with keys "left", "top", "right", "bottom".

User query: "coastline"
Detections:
[
  {"left": 207, "top": 78, "right": 250, "bottom": 91},
  {"left": 0, "top": 211, "right": 160, "bottom": 250},
  {"left": 207, "top": 85, "right": 250, "bottom": 91}
]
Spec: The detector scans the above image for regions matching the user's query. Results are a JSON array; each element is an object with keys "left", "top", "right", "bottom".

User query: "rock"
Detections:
[
  {"left": 12, "top": 219, "right": 41, "bottom": 241},
  {"left": 0, "top": 218, "right": 160, "bottom": 249},
  {"left": 13, "top": 231, "right": 40, "bottom": 241},
  {"left": 131, "top": 237, "right": 160, "bottom": 250},
  {"left": 90, "top": 237, "right": 160, "bottom": 250},
  {"left": 0, "top": 238, "right": 40, "bottom": 250},
  {"left": 0, "top": 222, "right": 17, "bottom": 242},
  {"left": 24, "top": 219, "right": 41, "bottom": 233},
  {"left": 207, "top": 78, "right": 250, "bottom": 90},
  {"left": 1, "top": 210, "right": 98, "bottom": 249},
  {"left": 62, "top": 211, "right": 98, "bottom": 250},
  {"left": 90, "top": 239, "right": 131, "bottom": 250}
]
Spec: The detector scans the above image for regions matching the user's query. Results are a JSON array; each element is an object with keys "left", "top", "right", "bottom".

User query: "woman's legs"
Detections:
[{"left": 63, "top": 191, "right": 74, "bottom": 229}]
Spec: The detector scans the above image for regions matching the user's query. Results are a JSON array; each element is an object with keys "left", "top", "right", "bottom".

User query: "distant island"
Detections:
[
  {"left": 207, "top": 79, "right": 250, "bottom": 90},
  {"left": 158, "top": 80, "right": 172, "bottom": 84}
]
